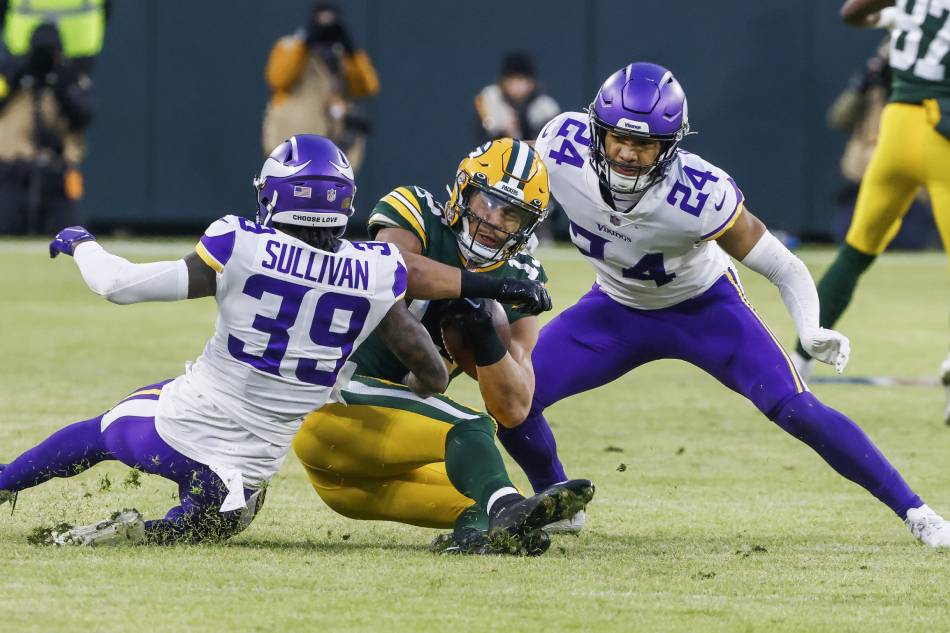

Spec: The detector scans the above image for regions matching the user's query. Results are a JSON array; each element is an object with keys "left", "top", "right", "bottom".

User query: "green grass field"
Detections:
[{"left": 2, "top": 240, "right": 950, "bottom": 632}]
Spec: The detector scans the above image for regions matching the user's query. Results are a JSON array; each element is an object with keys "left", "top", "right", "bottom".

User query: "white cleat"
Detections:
[
  {"left": 940, "top": 353, "right": 950, "bottom": 425},
  {"left": 52, "top": 509, "right": 145, "bottom": 547},
  {"left": 905, "top": 504, "right": 950, "bottom": 547},
  {"left": 791, "top": 351, "right": 814, "bottom": 384},
  {"left": 544, "top": 509, "right": 586, "bottom": 535}
]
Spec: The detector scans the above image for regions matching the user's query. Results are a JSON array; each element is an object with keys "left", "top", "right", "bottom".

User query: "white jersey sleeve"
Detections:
[{"left": 686, "top": 156, "right": 745, "bottom": 242}]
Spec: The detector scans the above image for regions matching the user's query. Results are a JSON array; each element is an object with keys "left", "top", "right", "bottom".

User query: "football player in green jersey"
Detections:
[
  {"left": 293, "top": 138, "right": 594, "bottom": 554},
  {"left": 793, "top": 0, "right": 950, "bottom": 422}
]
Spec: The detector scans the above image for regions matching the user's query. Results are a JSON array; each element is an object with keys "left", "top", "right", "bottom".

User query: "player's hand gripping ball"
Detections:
[{"left": 440, "top": 298, "right": 511, "bottom": 378}]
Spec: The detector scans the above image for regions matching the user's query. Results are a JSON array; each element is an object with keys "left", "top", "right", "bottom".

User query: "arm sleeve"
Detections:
[
  {"left": 738, "top": 231, "right": 818, "bottom": 336},
  {"left": 72, "top": 242, "right": 188, "bottom": 305}
]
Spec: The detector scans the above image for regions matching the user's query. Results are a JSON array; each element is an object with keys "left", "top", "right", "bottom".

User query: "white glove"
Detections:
[
  {"left": 799, "top": 327, "right": 851, "bottom": 373},
  {"left": 873, "top": 7, "right": 898, "bottom": 29}
]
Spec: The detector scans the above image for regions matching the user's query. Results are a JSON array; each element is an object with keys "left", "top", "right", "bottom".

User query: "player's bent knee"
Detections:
[{"left": 445, "top": 415, "right": 496, "bottom": 442}]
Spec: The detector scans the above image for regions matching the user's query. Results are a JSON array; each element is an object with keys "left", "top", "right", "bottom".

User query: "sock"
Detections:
[
  {"left": 453, "top": 503, "right": 490, "bottom": 536},
  {"left": 795, "top": 244, "right": 876, "bottom": 359},
  {"left": 772, "top": 392, "right": 922, "bottom": 517},
  {"left": 444, "top": 416, "right": 516, "bottom": 511},
  {"left": 496, "top": 409, "right": 568, "bottom": 492},
  {"left": 0, "top": 417, "right": 108, "bottom": 492}
]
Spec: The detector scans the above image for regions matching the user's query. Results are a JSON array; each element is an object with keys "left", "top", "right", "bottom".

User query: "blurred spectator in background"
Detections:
[
  {"left": 828, "top": 38, "right": 934, "bottom": 249},
  {"left": 263, "top": 3, "right": 378, "bottom": 171},
  {"left": 1, "top": 0, "right": 109, "bottom": 74},
  {"left": 474, "top": 51, "right": 560, "bottom": 143},
  {"left": 0, "top": 22, "right": 93, "bottom": 235}
]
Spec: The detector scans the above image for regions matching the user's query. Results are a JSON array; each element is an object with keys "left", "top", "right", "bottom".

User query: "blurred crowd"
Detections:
[{"left": 0, "top": 2, "right": 935, "bottom": 252}]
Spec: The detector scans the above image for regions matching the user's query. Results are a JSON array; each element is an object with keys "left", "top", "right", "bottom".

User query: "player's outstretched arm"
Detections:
[
  {"left": 50, "top": 226, "right": 214, "bottom": 304},
  {"left": 377, "top": 299, "right": 449, "bottom": 396},
  {"left": 375, "top": 227, "right": 552, "bottom": 315},
  {"left": 839, "top": 0, "right": 896, "bottom": 27},
  {"left": 717, "top": 208, "right": 850, "bottom": 373}
]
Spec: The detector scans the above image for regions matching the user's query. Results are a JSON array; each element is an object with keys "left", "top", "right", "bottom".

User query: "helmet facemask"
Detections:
[
  {"left": 588, "top": 109, "right": 682, "bottom": 197},
  {"left": 453, "top": 184, "right": 544, "bottom": 267}
]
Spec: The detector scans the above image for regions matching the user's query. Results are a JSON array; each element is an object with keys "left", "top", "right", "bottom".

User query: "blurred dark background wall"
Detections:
[{"left": 82, "top": 0, "right": 885, "bottom": 238}]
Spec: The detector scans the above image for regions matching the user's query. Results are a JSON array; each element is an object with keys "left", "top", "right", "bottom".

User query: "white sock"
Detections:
[{"left": 486, "top": 486, "right": 520, "bottom": 514}]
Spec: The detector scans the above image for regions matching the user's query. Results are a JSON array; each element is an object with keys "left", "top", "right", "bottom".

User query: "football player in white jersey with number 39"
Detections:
[
  {"left": 495, "top": 62, "right": 950, "bottom": 547},
  {"left": 0, "top": 135, "right": 567, "bottom": 551}
]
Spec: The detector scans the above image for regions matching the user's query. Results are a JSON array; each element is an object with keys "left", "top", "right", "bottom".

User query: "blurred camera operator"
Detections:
[
  {"left": 474, "top": 51, "right": 560, "bottom": 144},
  {"left": 0, "top": 22, "right": 92, "bottom": 235},
  {"left": 263, "top": 2, "right": 379, "bottom": 172}
]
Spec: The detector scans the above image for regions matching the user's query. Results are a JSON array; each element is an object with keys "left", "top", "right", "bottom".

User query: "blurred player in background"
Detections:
[
  {"left": 791, "top": 0, "right": 950, "bottom": 423},
  {"left": 263, "top": 2, "right": 378, "bottom": 171},
  {"left": 293, "top": 138, "right": 594, "bottom": 555},
  {"left": 497, "top": 61, "right": 950, "bottom": 547},
  {"left": 1, "top": 135, "right": 442, "bottom": 545}
]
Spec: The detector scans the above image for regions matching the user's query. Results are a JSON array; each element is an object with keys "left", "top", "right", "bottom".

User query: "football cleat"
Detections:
[
  {"left": 52, "top": 509, "right": 145, "bottom": 547},
  {"left": 791, "top": 351, "right": 814, "bottom": 385},
  {"left": 429, "top": 527, "right": 550, "bottom": 557},
  {"left": 940, "top": 353, "right": 950, "bottom": 425},
  {"left": 905, "top": 504, "right": 950, "bottom": 547},
  {"left": 544, "top": 509, "right": 586, "bottom": 535},
  {"left": 488, "top": 479, "right": 594, "bottom": 555}
]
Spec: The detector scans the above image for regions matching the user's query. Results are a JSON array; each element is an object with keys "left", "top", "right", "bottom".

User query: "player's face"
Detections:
[
  {"left": 467, "top": 190, "right": 530, "bottom": 250},
  {"left": 604, "top": 132, "right": 662, "bottom": 176}
]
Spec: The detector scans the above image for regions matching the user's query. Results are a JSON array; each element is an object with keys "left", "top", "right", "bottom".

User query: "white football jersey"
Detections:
[
  {"left": 536, "top": 112, "right": 745, "bottom": 310},
  {"left": 155, "top": 215, "right": 407, "bottom": 492}
]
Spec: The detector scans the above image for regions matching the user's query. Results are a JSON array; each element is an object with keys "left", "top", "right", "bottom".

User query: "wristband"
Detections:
[
  {"left": 460, "top": 269, "right": 502, "bottom": 298},
  {"left": 473, "top": 328, "right": 507, "bottom": 367}
]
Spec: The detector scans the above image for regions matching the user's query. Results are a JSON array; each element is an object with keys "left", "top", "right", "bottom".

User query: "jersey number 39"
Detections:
[{"left": 228, "top": 274, "right": 369, "bottom": 386}]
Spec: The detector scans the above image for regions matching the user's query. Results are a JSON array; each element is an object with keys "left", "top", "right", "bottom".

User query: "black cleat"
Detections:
[
  {"left": 429, "top": 527, "right": 551, "bottom": 557},
  {"left": 488, "top": 479, "right": 594, "bottom": 555}
]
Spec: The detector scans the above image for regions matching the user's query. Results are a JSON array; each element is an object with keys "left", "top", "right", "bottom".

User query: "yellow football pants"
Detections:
[
  {"left": 293, "top": 378, "right": 487, "bottom": 529},
  {"left": 846, "top": 101, "right": 950, "bottom": 257}
]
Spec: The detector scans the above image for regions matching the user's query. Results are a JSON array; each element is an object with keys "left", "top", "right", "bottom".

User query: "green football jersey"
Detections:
[
  {"left": 889, "top": 0, "right": 950, "bottom": 103},
  {"left": 350, "top": 185, "right": 548, "bottom": 383}
]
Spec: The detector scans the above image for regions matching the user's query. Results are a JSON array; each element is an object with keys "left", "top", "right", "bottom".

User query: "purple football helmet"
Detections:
[
  {"left": 588, "top": 62, "right": 689, "bottom": 195},
  {"left": 254, "top": 135, "right": 356, "bottom": 234}
]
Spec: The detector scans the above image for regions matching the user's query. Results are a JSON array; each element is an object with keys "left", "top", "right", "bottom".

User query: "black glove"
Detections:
[
  {"left": 495, "top": 278, "right": 552, "bottom": 315},
  {"left": 440, "top": 298, "right": 507, "bottom": 367},
  {"left": 459, "top": 270, "right": 552, "bottom": 315}
]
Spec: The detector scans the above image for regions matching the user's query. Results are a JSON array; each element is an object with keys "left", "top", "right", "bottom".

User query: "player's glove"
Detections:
[
  {"left": 441, "top": 298, "right": 507, "bottom": 367},
  {"left": 799, "top": 327, "right": 851, "bottom": 374},
  {"left": 49, "top": 225, "right": 96, "bottom": 258},
  {"left": 459, "top": 270, "right": 552, "bottom": 315}
]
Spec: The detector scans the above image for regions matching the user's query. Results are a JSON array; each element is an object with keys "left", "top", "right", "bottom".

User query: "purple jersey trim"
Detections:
[
  {"left": 700, "top": 177, "right": 745, "bottom": 240},
  {"left": 199, "top": 230, "right": 236, "bottom": 269},
  {"left": 392, "top": 260, "right": 408, "bottom": 299}
]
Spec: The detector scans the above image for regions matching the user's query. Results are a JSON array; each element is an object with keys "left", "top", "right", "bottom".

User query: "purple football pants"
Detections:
[
  {"left": 497, "top": 274, "right": 922, "bottom": 518},
  {"left": 0, "top": 380, "right": 263, "bottom": 543}
]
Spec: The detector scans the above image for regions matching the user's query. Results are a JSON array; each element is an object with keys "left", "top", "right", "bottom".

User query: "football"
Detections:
[{"left": 440, "top": 299, "right": 512, "bottom": 379}]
